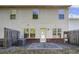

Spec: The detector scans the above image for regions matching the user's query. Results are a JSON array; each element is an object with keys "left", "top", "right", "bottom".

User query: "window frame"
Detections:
[
  {"left": 10, "top": 10, "right": 16, "bottom": 20},
  {"left": 24, "top": 28, "right": 29, "bottom": 38},
  {"left": 53, "top": 28, "right": 57, "bottom": 35},
  {"left": 10, "top": 14, "right": 16, "bottom": 19},
  {"left": 52, "top": 28, "right": 62, "bottom": 38},
  {"left": 30, "top": 28, "right": 36, "bottom": 38},
  {"left": 32, "top": 9, "right": 39, "bottom": 19},
  {"left": 24, "top": 28, "right": 36, "bottom": 38},
  {"left": 59, "top": 14, "right": 64, "bottom": 19},
  {"left": 58, "top": 9, "right": 65, "bottom": 20}
]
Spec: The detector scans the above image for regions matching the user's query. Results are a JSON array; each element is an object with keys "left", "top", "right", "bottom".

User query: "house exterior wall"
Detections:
[
  {"left": 0, "top": 7, "right": 69, "bottom": 39},
  {"left": 69, "top": 18, "right": 79, "bottom": 30}
]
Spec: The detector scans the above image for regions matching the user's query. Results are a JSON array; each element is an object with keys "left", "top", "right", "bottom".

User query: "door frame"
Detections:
[{"left": 40, "top": 28, "right": 47, "bottom": 42}]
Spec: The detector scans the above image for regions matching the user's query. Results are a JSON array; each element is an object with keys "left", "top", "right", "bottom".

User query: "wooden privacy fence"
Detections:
[
  {"left": 3, "top": 28, "right": 20, "bottom": 48},
  {"left": 64, "top": 30, "right": 79, "bottom": 45}
]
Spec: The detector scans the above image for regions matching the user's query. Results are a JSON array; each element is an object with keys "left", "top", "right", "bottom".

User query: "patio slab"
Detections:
[{"left": 25, "top": 43, "right": 70, "bottom": 49}]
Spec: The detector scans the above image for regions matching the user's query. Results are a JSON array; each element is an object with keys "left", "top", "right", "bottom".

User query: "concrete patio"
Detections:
[{"left": 25, "top": 43, "right": 69, "bottom": 49}]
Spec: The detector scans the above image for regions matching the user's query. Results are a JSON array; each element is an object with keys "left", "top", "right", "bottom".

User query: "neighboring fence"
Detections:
[
  {"left": 64, "top": 30, "right": 79, "bottom": 45},
  {"left": 0, "top": 39, "right": 3, "bottom": 47},
  {"left": 3, "top": 28, "right": 20, "bottom": 48}
]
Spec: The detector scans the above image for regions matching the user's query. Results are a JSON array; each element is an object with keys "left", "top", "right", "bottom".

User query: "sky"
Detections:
[{"left": 69, "top": 6, "right": 79, "bottom": 18}]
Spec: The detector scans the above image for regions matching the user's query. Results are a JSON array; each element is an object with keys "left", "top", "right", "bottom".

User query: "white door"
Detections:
[{"left": 40, "top": 28, "right": 47, "bottom": 42}]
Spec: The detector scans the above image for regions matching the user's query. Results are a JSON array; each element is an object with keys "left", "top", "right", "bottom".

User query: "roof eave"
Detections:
[{"left": 0, "top": 5, "right": 71, "bottom": 8}]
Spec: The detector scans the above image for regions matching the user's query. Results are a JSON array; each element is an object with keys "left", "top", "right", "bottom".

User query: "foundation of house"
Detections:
[{"left": 25, "top": 38, "right": 64, "bottom": 44}]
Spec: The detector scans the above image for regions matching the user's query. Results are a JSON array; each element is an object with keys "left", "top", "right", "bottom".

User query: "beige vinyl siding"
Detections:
[{"left": 0, "top": 7, "right": 69, "bottom": 38}]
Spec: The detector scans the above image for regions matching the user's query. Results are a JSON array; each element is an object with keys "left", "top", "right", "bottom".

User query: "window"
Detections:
[
  {"left": 33, "top": 9, "right": 39, "bottom": 19},
  {"left": 10, "top": 10, "right": 16, "bottom": 19},
  {"left": 52, "top": 28, "right": 62, "bottom": 38},
  {"left": 24, "top": 28, "right": 35, "bottom": 38},
  {"left": 58, "top": 28, "right": 61, "bottom": 35},
  {"left": 59, "top": 14, "right": 64, "bottom": 19},
  {"left": 24, "top": 28, "right": 29, "bottom": 38},
  {"left": 58, "top": 9, "right": 64, "bottom": 20},
  {"left": 53, "top": 28, "right": 56, "bottom": 35},
  {"left": 40, "top": 28, "right": 47, "bottom": 32},
  {"left": 10, "top": 14, "right": 16, "bottom": 19},
  {"left": 30, "top": 28, "right": 35, "bottom": 38},
  {"left": 58, "top": 28, "right": 62, "bottom": 38}
]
